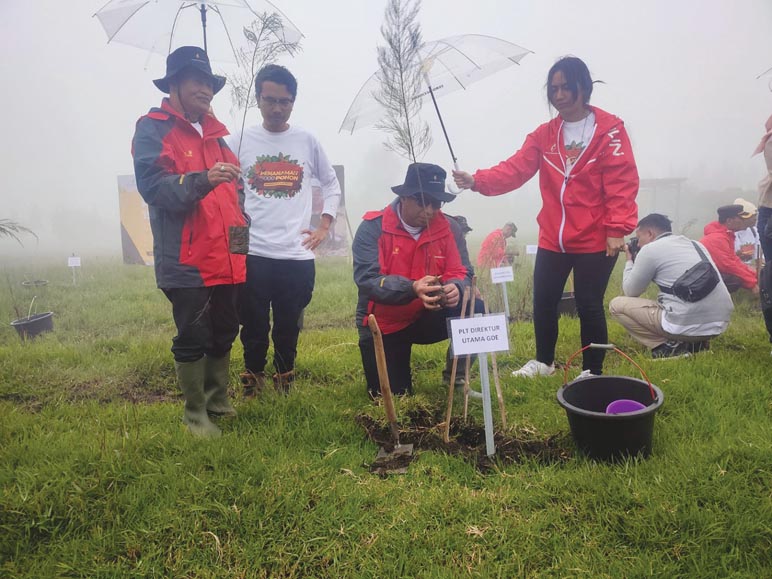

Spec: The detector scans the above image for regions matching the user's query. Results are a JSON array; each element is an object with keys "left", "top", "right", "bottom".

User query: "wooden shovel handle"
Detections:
[{"left": 368, "top": 315, "right": 399, "bottom": 438}]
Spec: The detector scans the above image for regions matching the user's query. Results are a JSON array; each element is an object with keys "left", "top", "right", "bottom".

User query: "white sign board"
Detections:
[
  {"left": 490, "top": 266, "right": 514, "bottom": 284},
  {"left": 525, "top": 244, "right": 538, "bottom": 255},
  {"left": 68, "top": 256, "right": 81, "bottom": 267},
  {"left": 449, "top": 314, "right": 510, "bottom": 356}
]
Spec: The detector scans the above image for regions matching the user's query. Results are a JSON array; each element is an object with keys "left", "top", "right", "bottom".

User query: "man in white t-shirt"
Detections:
[
  {"left": 609, "top": 213, "right": 733, "bottom": 359},
  {"left": 732, "top": 197, "right": 761, "bottom": 265},
  {"left": 231, "top": 64, "right": 341, "bottom": 394}
]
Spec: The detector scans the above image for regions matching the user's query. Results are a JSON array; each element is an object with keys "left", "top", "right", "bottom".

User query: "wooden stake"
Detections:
[
  {"left": 443, "top": 286, "right": 470, "bottom": 443},
  {"left": 462, "top": 275, "right": 478, "bottom": 421}
]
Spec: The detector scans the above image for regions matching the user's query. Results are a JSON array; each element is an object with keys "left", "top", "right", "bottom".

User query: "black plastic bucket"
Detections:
[
  {"left": 10, "top": 312, "right": 54, "bottom": 340},
  {"left": 556, "top": 344, "right": 664, "bottom": 460},
  {"left": 557, "top": 291, "right": 577, "bottom": 317}
]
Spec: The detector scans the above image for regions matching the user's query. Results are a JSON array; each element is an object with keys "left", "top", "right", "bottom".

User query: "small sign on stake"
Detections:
[
  {"left": 525, "top": 244, "right": 538, "bottom": 255},
  {"left": 449, "top": 313, "right": 509, "bottom": 457},
  {"left": 68, "top": 254, "right": 81, "bottom": 286},
  {"left": 449, "top": 313, "right": 509, "bottom": 357},
  {"left": 490, "top": 267, "right": 514, "bottom": 319},
  {"left": 490, "top": 266, "right": 514, "bottom": 284}
]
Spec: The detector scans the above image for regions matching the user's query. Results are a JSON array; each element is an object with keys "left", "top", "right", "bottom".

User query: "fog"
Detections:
[{"left": 1, "top": 0, "right": 771, "bottom": 260}]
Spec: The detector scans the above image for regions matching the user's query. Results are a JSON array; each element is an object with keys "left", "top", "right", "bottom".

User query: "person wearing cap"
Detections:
[
  {"left": 732, "top": 198, "right": 761, "bottom": 265},
  {"left": 477, "top": 222, "right": 518, "bottom": 269},
  {"left": 452, "top": 56, "right": 639, "bottom": 378},
  {"left": 700, "top": 205, "right": 759, "bottom": 294},
  {"left": 131, "top": 46, "right": 247, "bottom": 437},
  {"left": 353, "top": 163, "right": 482, "bottom": 397},
  {"left": 610, "top": 213, "right": 733, "bottom": 359},
  {"left": 229, "top": 64, "right": 341, "bottom": 395}
]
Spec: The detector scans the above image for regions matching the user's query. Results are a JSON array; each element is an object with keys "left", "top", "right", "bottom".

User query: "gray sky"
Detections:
[{"left": 2, "top": 0, "right": 771, "bottom": 257}]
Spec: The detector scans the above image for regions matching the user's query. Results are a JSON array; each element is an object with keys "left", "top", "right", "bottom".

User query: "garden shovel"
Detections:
[{"left": 367, "top": 314, "right": 414, "bottom": 474}]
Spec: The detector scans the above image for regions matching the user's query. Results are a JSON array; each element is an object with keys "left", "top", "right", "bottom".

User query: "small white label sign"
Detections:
[
  {"left": 450, "top": 313, "right": 510, "bottom": 356},
  {"left": 490, "top": 266, "right": 514, "bottom": 284},
  {"left": 68, "top": 256, "right": 81, "bottom": 267},
  {"left": 525, "top": 244, "right": 538, "bottom": 255}
]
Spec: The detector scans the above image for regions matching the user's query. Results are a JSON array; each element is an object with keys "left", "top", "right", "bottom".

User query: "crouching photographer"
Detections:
[{"left": 609, "top": 213, "right": 734, "bottom": 359}]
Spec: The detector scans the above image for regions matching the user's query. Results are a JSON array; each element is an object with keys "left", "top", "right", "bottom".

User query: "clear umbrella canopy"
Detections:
[
  {"left": 94, "top": 0, "right": 303, "bottom": 63},
  {"left": 340, "top": 34, "right": 532, "bottom": 134}
]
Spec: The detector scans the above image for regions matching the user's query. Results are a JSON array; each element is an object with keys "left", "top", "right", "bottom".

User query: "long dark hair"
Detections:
[{"left": 546, "top": 56, "right": 594, "bottom": 108}]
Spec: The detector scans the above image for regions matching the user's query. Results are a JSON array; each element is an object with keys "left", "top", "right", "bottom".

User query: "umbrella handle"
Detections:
[{"left": 447, "top": 160, "right": 464, "bottom": 194}]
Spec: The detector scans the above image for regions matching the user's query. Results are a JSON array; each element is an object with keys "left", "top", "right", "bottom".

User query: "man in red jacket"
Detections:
[
  {"left": 477, "top": 222, "right": 518, "bottom": 268},
  {"left": 353, "top": 163, "right": 481, "bottom": 397},
  {"left": 700, "top": 204, "right": 759, "bottom": 295},
  {"left": 132, "top": 47, "right": 247, "bottom": 437}
]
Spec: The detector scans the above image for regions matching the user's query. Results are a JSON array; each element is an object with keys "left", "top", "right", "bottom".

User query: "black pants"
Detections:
[
  {"left": 758, "top": 206, "right": 772, "bottom": 261},
  {"left": 240, "top": 255, "right": 315, "bottom": 375},
  {"left": 533, "top": 248, "right": 617, "bottom": 374},
  {"left": 359, "top": 298, "right": 485, "bottom": 397},
  {"left": 163, "top": 285, "right": 241, "bottom": 363}
]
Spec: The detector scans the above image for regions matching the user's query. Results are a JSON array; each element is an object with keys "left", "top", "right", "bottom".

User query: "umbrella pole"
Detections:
[
  {"left": 425, "top": 79, "right": 458, "bottom": 170},
  {"left": 199, "top": 4, "right": 208, "bottom": 53}
]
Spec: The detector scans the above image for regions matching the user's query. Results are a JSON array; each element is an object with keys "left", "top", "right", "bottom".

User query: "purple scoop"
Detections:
[{"left": 606, "top": 399, "right": 647, "bottom": 414}]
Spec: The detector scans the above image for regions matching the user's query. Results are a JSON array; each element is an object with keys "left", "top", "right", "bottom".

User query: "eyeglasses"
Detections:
[
  {"left": 260, "top": 95, "right": 294, "bottom": 107},
  {"left": 410, "top": 195, "right": 443, "bottom": 210}
]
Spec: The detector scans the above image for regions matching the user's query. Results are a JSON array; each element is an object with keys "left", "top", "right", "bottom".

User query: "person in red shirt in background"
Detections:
[
  {"left": 700, "top": 204, "right": 759, "bottom": 295},
  {"left": 453, "top": 56, "right": 639, "bottom": 378},
  {"left": 477, "top": 222, "right": 518, "bottom": 268}
]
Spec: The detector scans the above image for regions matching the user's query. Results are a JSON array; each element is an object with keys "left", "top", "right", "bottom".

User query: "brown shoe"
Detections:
[
  {"left": 272, "top": 370, "right": 295, "bottom": 394},
  {"left": 240, "top": 371, "right": 266, "bottom": 399}
]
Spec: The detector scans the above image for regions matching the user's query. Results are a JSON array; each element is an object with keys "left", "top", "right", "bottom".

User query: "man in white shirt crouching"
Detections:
[{"left": 609, "top": 213, "right": 734, "bottom": 359}]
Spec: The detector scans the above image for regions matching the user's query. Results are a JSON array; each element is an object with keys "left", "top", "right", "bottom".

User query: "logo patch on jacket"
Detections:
[{"left": 184, "top": 150, "right": 193, "bottom": 158}]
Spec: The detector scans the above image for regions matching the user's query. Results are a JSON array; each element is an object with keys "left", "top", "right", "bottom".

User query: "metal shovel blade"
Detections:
[{"left": 373, "top": 443, "right": 415, "bottom": 475}]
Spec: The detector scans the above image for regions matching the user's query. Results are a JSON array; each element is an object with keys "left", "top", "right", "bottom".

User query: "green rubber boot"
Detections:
[
  {"left": 176, "top": 359, "right": 221, "bottom": 438},
  {"left": 205, "top": 353, "right": 237, "bottom": 418}
]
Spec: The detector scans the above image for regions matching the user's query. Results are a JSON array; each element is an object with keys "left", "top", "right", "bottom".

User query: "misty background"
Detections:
[{"left": 1, "top": 0, "right": 771, "bottom": 260}]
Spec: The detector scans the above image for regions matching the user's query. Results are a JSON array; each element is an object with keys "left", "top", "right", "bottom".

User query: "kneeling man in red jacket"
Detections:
[{"left": 353, "top": 163, "right": 482, "bottom": 397}]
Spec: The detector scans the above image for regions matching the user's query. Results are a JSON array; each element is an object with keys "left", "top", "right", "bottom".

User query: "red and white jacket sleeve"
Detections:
[
  {"left": 472, "top": 132, "right": 542, "bottom": 197},
  {"left": 599, "top": 124, "right": 639, "bottom": 239}
]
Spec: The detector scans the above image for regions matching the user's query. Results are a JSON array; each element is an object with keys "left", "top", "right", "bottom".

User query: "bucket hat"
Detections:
[
  {"left": 153, "top": 46, "right": 226, "bottom": 94},
  {"left": 391, "top": 163, "right": 456, "bottom": 203}
]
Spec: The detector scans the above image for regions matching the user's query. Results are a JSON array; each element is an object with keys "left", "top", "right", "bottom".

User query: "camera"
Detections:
[{"left": 627, "top": 237, "right": 640, "bottom": 259}]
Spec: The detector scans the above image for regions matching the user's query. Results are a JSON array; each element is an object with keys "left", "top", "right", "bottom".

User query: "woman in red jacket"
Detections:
[{"left": 453, "top": 56, "right": 639, "bottom": 377}]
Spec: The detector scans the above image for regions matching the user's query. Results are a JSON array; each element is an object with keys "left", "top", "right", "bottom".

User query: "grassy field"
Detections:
[{"left": 1, "top": 256, "right": 772, "bottom": 578}]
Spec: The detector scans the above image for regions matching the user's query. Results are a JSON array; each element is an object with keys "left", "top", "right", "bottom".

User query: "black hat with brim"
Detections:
[
  {"left": 153, "top": 46, "right": 226, "bottom": 95},
  {"left": 717, "top": 204, "right": 744, "bottom": 222},
  {"left": 391, "top": 162, "right": 456, "bottom": 203}
]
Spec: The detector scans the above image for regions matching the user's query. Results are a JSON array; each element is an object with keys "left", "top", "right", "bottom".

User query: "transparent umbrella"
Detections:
[
  {"left": 758, "top": 66, "right": 772, "bottom": 91},
  {"left": 93, "top": 0, "right": 303, "bottom": 63},
  {"left": 340, "top": 34, "right": 532, "bottom": 167}
]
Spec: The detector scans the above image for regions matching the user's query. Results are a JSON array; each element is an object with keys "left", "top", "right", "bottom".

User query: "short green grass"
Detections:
[{"left": 1, "top": 257, "right": 772, "bottom": 577}]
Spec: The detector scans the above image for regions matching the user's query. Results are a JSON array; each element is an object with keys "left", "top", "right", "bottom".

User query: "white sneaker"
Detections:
[
  {"left": 575, "top": 369, "right": 598, "bottom": 380},
  {"left": 511, "top": 359, "right": 555, "bottom": 378}
]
